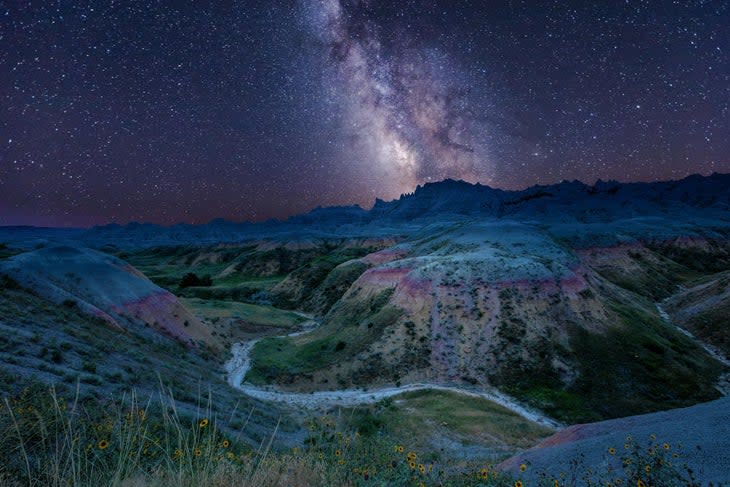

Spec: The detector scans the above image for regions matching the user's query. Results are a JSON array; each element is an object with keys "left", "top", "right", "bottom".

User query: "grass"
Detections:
[
  {"left": 182, "top": 298, "right": 305, "bottom": 331},
  {"left": 682, "top": 301, "right": 730, "bottom": 357},
  {"left": 0, "top": 384, "right": 704, "bottom": 486},
  {"left": 560, "top": 302, "right": 723, "bottom": 422},
  {"left": 492, "top": 300, "right": 726, "bottom": 424},
  {"left": 246, "top": 289, "right": 402, "bottom": 385},
  {"left": 123, "top": 243, "right": 378, "bottom": 308},
  {"left": 121, "top": 245, "right": 287, "bottom": 298},
  {"left": 0, "top": 276, "right": 291, "bottom": 444},
  {"left": 271, "top": 258, "right": 369, "bottom": 314},
  {"left": 0, "top": 383, "right": 292, "bottom": 486},
  {"left": 594, "top": 252, "right": 698, "bottom": 301},
  {"left": 345, "top": 390, "right": 552, "bottom": 458}
]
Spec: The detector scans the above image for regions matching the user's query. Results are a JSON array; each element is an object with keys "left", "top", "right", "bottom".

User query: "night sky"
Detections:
[{"left": 2, "top": 1, "right": 728, "bottom": 227}]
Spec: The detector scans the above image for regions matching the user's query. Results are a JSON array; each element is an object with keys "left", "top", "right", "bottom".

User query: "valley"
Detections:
[{"left": 2, "top": 174, "right": 730, "bottom": 484}]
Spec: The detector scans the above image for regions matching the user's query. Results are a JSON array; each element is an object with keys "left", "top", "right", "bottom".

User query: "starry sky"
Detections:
[{"left": 2, "top": 1, "right": 729, "bottom": 227}]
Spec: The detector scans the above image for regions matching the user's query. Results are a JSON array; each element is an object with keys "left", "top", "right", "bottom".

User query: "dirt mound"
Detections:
[
  {"left": 0, "top": 245, "right": 212, "bottom": 347},
  {"left": 499, "top": 396, "right": 730, "bottom": 485}
]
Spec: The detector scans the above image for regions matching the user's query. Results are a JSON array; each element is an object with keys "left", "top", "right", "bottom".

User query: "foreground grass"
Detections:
[
  {"left": 345, "top": 390, "right": 552, "bottom": 457},
  {"left": 0, "top": 384, "right": 703, "bottom": 487}
]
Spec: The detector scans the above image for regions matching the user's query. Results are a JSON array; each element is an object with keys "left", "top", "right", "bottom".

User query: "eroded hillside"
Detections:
[{"left": 240, "top": 222, "right": 729, "bottom": 423}]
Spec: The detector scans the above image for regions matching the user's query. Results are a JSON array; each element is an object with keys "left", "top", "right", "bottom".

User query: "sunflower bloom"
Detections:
[
  {"left": 520, "top": 463, "right": 527, "bottom": 472},
  {"left": 199, "top": 418, "right": 209, "bottom": 428},
  {"left": 97, "top": 440, "right": 109, "bottom": 450}
]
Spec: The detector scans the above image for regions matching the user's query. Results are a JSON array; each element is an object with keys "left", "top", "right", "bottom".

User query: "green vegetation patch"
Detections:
[
  {"left": 246, "top": 288, "right": 401, "bottom": 384},
  {"left": 273, "top": 259, "right": 369, "bottom": 314},
  {"left": 646, "top": 239, "right": 730, "bottom": 275},
  {"left": 123, "top": 242, "right": 379, "bottom": 308},
  {"left": 594, "top": 252, "right": 696, "bottom": 300},
  {"left": 348, "top": 390, "right": 552, "bottom": 454},
  {"left": 182, "top": 298, "right": 305, "bottom": 330},
  {"left": 683, "top": 301, "right": 730, "bottom": 357},
  {"left": 564, "top": 303, "right": 722, "bottom": 422}
]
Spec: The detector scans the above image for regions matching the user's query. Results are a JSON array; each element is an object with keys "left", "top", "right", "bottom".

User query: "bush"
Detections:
[
  {"left": 50, "top": 349, "right": 63, "bottom": 364},
  {"left": 179, "top": 272, "right": 213, "bottom": 288}
]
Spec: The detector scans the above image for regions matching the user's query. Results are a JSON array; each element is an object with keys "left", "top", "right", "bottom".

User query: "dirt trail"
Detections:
[{"left": 225, "top": 320, "right": 563, "bottom": 429}]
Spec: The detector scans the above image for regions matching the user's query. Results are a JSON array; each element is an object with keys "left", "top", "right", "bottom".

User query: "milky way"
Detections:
[
  {"left": 1, "top": 1, "right": 728, "bottom": 226},
  {"left": 301, "top": 0, "right": 492, "bottom": 197}
]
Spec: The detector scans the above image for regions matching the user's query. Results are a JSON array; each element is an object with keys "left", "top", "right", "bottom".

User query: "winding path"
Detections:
[{"left": 225, "top": 319, "right": 564, "bottom": 429}]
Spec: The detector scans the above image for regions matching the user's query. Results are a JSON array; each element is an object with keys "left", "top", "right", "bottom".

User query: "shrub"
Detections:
[{"left": 179, "top": 272, "right": 213, "bottom": 288}]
